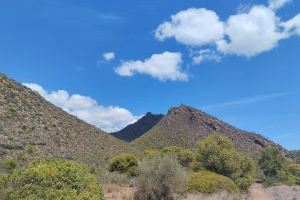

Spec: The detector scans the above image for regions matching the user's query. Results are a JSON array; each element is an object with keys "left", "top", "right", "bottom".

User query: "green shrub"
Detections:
[
  {"left": 143, "top": 149, "right": 160, "bottom": 158},
  {"left": 231, "top": 156, "right": 256, "bottom": 191},
  {"left": 0, "top": 159, "right": 17, "bottom": 173},
  {"left": 258, "top": 147, "right": 287, "bottom": 177},
  {"left": 161, "top": 146, "right": 193, "bottom": 167},
  {"left": 258, "top": 147, "right": 296, "bottom": 186},
  {"left": 7, "top": 158, "right": 104, "bottom": 200},
  {"left": 134, "top": 154, "right": 187, "bottom": 200},
  {"left": 0, "top": 173, "right": 8, "bottom": 197},
  {"left": 194, "top": 133, "right": 256, "bottom": 190},
  {"left": 26, "top": 144, "right": 36, "bottom": 154},
  {"left": 195, "top": 134, "right": 240, "bottom": 176},
  {"left": 186, "top": 170, "right": 240, "bottom": 194},
  {"left": 109, "top": 153, "right": 138, "bottom": 177},
  {"left": 289, "top": 164, "right": 300, "bottom": 184}
]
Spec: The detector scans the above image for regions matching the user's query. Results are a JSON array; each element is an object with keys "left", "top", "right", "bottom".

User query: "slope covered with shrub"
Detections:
[
  {"left": 0, "top": 74, "right": 133, "bottom": 166},
  {"left": 133, "top": 105, "right": 279, "bottom": 157}
]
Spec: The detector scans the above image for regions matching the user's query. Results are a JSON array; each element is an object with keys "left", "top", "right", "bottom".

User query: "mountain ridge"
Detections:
[
  {"left": 111, "top": 112, "right": 163, "bottom": 142},
  {"left": 132, "top": 104, "right": 281, "bottom": 156}
]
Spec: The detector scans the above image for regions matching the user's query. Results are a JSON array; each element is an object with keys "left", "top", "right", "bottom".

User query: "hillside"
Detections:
[
  {"left": 111, "top": 112, "right": 163, "bottom": 142},
  {"left": 288, "top": 150, "right": 300, "bottom": 164},
  {"left": 133, "top": 105, "right": 280, "bottom": 156},
  {"left": 0, "top": 74, "right": 133, "bottom": 166}
]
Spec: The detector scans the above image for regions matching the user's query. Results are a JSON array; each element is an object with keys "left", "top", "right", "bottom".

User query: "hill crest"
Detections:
[{"left": 133, "top": 104, "right": 280, "bottom": 156}]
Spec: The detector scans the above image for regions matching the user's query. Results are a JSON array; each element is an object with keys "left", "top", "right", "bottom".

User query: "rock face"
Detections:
[
  {"left": 133, "top": 105, "right": 280, "bottom": 156},
  {"left": 111, "top": 112, "right": 163, "bottom": 142},
  {"left": 0, "top": 74, "right": 133, "bottom": 166}
]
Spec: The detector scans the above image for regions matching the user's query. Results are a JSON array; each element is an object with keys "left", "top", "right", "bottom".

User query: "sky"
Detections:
[{"left": 0, "top": 0, "right": 299, "bottom": 150}]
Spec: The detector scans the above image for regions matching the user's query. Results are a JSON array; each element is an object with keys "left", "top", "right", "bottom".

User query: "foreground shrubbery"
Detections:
[
  {"left": 161, "top": 146, "right": 194, "bottom": 168},
  {"left": 143, "top": 146, "right": 193, "bottom": 168},
  {"left": 259, "top": 147, "right": 299, "bottom": 186},
  {"left": 186, "top": 170, "right": 239, "bottom": 194},
  {"left": 134, "top": 154, "right": 187, "bottom": 200},
  {"left": 0, "top": 158, "right": 104, "bottom": 200},
  {"left": 108, "top": 153, "right": 138, "bottom": 177},
  {"left": 193, "top": 133, "right": 256, "bottom": 191},
  {"left": 0, "top": 134, "right": 298, "bottom": 199}
]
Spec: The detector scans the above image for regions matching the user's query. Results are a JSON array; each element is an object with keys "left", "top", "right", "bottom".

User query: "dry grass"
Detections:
[
  {"left": 103, "top": 184, "right": 136, "bottom": 200},
  {"left": 182, "top": 192, "right": 247, "bottom": 200},
  {"left": 265, "top": 185, "right": 300, "bottom": 200}
]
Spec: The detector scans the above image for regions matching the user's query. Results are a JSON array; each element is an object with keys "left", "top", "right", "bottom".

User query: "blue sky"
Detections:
[{"left": 0, "top": 0, "right": 299, "bottom": 149}]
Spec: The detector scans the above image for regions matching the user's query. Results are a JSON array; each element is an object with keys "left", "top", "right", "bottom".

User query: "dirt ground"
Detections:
[{"left": 103, "top": 183, "right": 300, "bottom": 200}]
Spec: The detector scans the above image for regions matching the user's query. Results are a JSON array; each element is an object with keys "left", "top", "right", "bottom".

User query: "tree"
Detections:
[
  {"left": 108, "top": 153, "right": 138, "bottom": 177},
  {"left": 6, "top": 158, "right": 104, "bottom": 200},
  {"left": 258, "top": 147, "right": 287, "bottom": 177},
  {"left": 258, "top": 147, "right": 296, "bottom": 186},
  {"left": 194, "top": 133, "right": 256, "bottom": 190}
]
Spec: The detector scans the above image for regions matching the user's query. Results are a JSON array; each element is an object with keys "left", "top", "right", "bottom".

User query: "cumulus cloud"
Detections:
[
  {"left": 155, "top": 2, "right": 299, "bottom": 58},
  {"left": 191, "top": 49, "right": 221, "bottom": 65},
  {"left": 23, "top": 83, "right": 139, "bottom": 132},
  {"left": 268, "top": 0, "right": 291, "bottom": 10},
  {"left": 217, "top": 5, "right": 285, "bottom": 57},
  {"left": 155, "top": 8, "right": 224, "bottom": 46},
  {"left": 102, "top": 52, "right": 115, "bottom": 61},
  {"left": 115, "top": 51, "right": 188, "bottom": 81}
]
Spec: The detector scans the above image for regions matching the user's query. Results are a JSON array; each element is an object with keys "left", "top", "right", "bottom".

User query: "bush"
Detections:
[
  {"left": 231, "top": 156, "right": 256, "bottom": 191},
  {"left": 109, "top": 153, "right": 138, "bottom": 177},
  {"left": 143, "top": 149, "right": 160, "bottom": 158},
  {"left": 186, "top": 170, "right": 240, "bottom": 194},
  {"left": 258, "top": 147, "right": 296, "bottom": 186},
  {"left": 0, "top": 159, "right": 17, "bottom": 173},
  {"left": 6, "top": 158, "right": 104, "bottom": 200},
  {"left": 161, "top": 146, "right": 193, "bottom": 167},
  {"left": 289, "top": 164, "right": 300, "bottom": 184},
  {"left": 134, "top": 154, "right": 187, "bottom": 200},
  {"left": 0, "top": 174, "right": 8, "bottom": 197},
  {"left": 258, "top": 147, "right": 287, "bottom": 177},
  {"left": 194, "top": 133, "right": 256, "bottom": 190}
]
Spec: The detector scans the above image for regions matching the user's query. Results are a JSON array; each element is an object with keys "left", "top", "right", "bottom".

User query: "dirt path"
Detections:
[{"left": 248, "top": 183, "right": 273, "bottom": 200}]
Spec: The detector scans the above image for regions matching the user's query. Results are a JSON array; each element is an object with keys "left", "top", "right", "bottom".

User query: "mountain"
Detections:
[
  {"left": 111, "top": 112, "right": 163, "bottom": 142},
  {"left": 0, "top": 74, "right": 133, "bottom": 166},
  {"left": 133, "top": 105, "right": 280, "bottom": 156}
]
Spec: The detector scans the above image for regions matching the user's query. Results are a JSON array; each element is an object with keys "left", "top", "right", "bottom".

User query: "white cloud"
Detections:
[
  {"left": 115, "top": 51, "right": 188, "bottom": 81},
  {"left": 191, "top": 49, "right": 221, "bottom": 65},
  {"left": 217, "top": 5, "right": 286, "bottom": 57},
  {"left": 155, "top": 2, "right": 300, "bottom": 58},
  {"left": 102, "top": 52, "right": 115, "bottom": 61},
  {"left": 269, "top": 0, "right": 291, "bottom": 10},
  {"left": 23, "top": 83, "right": 139, "bottom": 132},
  {"left": 282, "top": 14, "right": 300, "bottom": 36},
  {"left": 155, "top": 8, "right": 224, "bottom": 46}
]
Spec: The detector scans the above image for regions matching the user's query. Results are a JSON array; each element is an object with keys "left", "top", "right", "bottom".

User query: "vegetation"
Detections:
[
  {"left": 134, "top": 154, "right": 186, "bottom": 200},
  {"left": 1, "top": 158, "right": 104, "bottom": 200},
  {"left": 258, "top": 147, "right": 298, "bottom": 186},
  {"left": 0, "top": 159, "right": 17, "bottom": 173},
  {"left": 161, "top": 146, "right": 193, "bottom": 167},
  {"left": 194, "top": 133, "right": 256, "bottom": 190},
  {"left": 109, "top": 153, "right": 138, "bottom": 177},
  {"left": 186, "top": 170, "right": 239, "bottom": 194}
]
